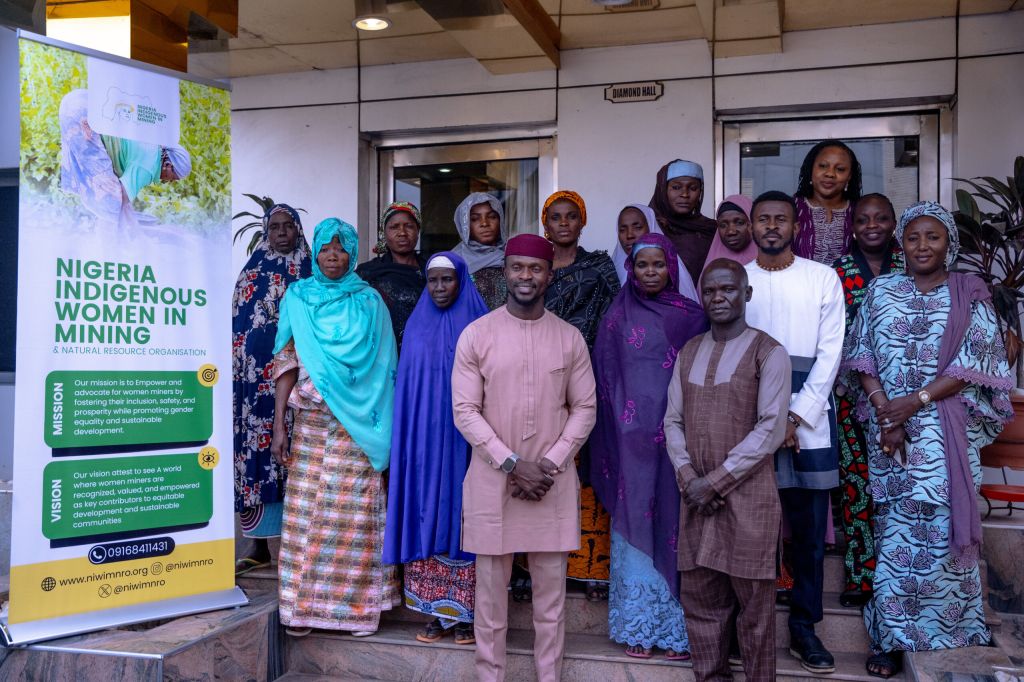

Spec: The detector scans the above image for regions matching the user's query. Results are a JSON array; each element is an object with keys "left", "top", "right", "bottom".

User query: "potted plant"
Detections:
[
  {"left": 954, "top": 155, "right": 1024, "bottom": 447},
  {"left": 233, "top": 194, "right": 306, "bottom": 256}
]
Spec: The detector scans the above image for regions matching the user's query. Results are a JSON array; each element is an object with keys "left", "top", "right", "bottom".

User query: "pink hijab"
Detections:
[{"left": 701, "top": 194, "right": 757, "bottom": 279}]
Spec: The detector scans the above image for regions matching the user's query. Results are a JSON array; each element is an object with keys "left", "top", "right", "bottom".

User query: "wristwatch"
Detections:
[
  {"left": 787, "top": 413, "right": 801, "bottom": 428},
  {"left": 500, "top": 453, "right": 520, "bottom": 474},
  {"left": 917, "top": 390, "right": 932, "bottom": 405}
]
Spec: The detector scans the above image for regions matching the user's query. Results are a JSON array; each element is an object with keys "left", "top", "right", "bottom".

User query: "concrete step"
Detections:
[
  {"left": 284, "top": 619, "right": 903, "bottom": 682},
  {"left": 383, "top": 586, "right": 873, "bottom": 654}
]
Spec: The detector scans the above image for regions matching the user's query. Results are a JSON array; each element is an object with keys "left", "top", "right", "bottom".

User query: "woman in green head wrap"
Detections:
[{"left": 270, "top": 218, "right": 400, "bottom": 636}]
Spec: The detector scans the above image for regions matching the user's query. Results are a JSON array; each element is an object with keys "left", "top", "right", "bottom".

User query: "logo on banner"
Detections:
[{"left": 86, "top": 57, "right": 180, "bottom": 146}]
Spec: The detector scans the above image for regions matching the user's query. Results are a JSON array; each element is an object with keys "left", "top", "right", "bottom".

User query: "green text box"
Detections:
[
  {"left": 44, "top": 370, "right": 213, "bottom": 449},
  {"left": 42, "top": 453, "right": 213, "bottom": 540}
]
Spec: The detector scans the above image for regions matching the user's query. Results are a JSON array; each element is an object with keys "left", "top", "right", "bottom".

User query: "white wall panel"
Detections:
[
  {"left": 715, "top": 59, "right": 955, "bottom": 112},
  {"left": 230, "top": 104, "right": 360, "bottom": 274},
  {"left": 558, "top": 79, "right": 714, "bottom": 255},
  {"left": 360, "top": 89, "right": 556, "bottom": 133},
  {"left": 360, "top": 58, "right": 555, "bottom": 101},
  {"left": 559, "top": 40, "right": 710, "bottom": 88},
  {"left": 231, "top": 67, "right": 359, "bottom": 110}
]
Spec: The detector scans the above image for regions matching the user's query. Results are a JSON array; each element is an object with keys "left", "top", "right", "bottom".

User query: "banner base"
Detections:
[{"left": 0, "top": 587, "right": 249, "bottom": 646}]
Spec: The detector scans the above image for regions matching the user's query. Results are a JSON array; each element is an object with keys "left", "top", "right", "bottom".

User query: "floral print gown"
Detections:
[{"left": 842, "top": 273, "right": 1011, "bottom": 653}]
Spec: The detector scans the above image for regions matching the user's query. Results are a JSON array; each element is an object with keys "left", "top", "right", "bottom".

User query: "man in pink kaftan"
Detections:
[{"left": 453, "top": 234, "right": 597, "bottom": 682}]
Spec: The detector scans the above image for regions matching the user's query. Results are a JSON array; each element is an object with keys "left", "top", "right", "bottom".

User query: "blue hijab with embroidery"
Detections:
[
  {"left": 383, "top": 252, "right": 489, "bottom": 563},
  {"left": 274, "top": 218, "right": 398, "bottom": 471}
]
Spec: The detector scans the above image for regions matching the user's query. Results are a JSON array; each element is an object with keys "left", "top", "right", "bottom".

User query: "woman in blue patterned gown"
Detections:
[{"left": 841, "top": 201, "right": 1012, "bottom": 678}]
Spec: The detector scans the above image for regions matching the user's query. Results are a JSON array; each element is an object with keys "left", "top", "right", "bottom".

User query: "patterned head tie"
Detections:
[
  {"left": 374, "top": 201, "right": 421, "bottom": 255},
  {"left": 542, "top": 190, "right": 587, "bottom": 228},
  {"left": 896, "top": 200, "right": 959, "bottom": 267}
]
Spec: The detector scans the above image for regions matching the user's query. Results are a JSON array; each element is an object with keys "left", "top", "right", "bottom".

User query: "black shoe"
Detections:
[{"left": 789, "top": 634, "right": 835, "bottom": 674}]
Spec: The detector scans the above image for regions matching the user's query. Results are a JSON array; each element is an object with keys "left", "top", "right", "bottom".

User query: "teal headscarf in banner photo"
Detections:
[{"left": 274, "top": 218, "right": 398, "bottom": 471}]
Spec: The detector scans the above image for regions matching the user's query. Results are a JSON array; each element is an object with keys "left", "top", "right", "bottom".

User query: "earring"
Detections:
[{"left": 544, "top": 231, "right": 551, "bottom": 241}]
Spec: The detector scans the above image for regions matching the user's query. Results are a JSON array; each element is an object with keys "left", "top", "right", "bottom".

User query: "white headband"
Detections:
[{"left": 427, "top": 255, "right": 456, "bottom": 271}]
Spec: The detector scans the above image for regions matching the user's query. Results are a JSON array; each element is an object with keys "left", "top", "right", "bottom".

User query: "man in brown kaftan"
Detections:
[{"left": 664, "top": 259, "right": 791, "bottom": 681}]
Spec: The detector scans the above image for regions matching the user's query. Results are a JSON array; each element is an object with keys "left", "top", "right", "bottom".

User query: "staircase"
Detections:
[{"left": 240, "top": 554, "right": 906, "bottom": 681}]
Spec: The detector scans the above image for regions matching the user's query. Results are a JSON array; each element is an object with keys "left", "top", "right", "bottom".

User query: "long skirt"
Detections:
[
  {"left": 279, "top": 407, "right": 400, "bottom": 630},
  {"left": 240, "top": 500, "right": 283, "bottom": 539},
  {"left": 608, "top": 530, "right": 689, "bottom": 652},
  {"left": 837, "top": 392, "right": 875, "bottom": 594},
  {"left": 404, "top": 554, "right": 475, "bottom": 627},
  {"left": 567, "top": 484, "right": 611, "bottom": 583},
  {"left": 865, "top": 499, "right": 989, "bottom": 653}
]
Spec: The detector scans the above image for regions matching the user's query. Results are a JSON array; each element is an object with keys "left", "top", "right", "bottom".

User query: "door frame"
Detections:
[
  {"left": 370, "top": 132, "right": 558, "bottom": 259},
  {"left": 714, "top": 106, "right": 952, "bottom": 210}
]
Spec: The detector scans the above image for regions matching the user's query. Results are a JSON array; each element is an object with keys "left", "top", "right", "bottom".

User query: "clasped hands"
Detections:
[
  {"left": 508, "top": 458, "right": 558, "bottom": 502},
  {"left": 678, "top": 474, "right": 724, "bottom": 516},
  {"left": 873, "top": 394, "right": 919, "bottom": 460}
]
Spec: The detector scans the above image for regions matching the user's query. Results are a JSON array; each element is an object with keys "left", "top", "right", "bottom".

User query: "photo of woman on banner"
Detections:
[{"left": 58, "top": 88, "right": 191, "bottom": 230}]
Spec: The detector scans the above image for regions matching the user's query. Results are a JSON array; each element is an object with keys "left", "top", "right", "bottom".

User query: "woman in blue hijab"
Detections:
[
  {"left": 270, "top": 218, "right": 400, "bottom": 637},
  {"left": 383, "top": 252, "right": 489, "bottom": 645}
]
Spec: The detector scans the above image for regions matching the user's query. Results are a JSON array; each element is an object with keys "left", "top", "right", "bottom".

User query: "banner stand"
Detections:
[
  {"left": 10, "top": 32, "right": 241, "bottom": 644},
  {"left": 0, "top": 586, "right": 248, "bottom": 647}
]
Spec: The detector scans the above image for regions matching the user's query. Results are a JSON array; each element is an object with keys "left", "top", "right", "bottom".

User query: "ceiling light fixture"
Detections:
[
  {"left": 438, "top": 167, "right": 452, "bottom": 173},
  {"left": 353, "top": 0, "right": 392, "bottom": 31}
]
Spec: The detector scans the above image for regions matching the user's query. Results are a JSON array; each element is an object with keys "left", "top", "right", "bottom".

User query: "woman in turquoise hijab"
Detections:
[{"left": 270, "top": 218, "right": 400, "bottom": 637}]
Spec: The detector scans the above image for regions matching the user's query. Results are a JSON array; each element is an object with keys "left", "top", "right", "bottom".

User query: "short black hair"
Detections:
[
  {"left": 700, "top": 257, "right": 749, "bottom": 289},
  {"left": 795, "top": 140, "right": 863, "bottom": 203},
  {"left": 751, "top": 190, "right": 797, "bottom": 220},
  {"left": 853, "top": 192, "right": 896, "bottom": 221}
]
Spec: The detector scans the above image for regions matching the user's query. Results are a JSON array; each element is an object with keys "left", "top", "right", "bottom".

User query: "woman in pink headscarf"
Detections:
[{"left": 701, "top": 194, "right": 757, "bottom": 276}]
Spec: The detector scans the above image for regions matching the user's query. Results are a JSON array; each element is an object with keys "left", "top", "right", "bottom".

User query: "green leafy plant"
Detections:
[
  {"left": 233, "top": 194, "right": 306, "bottom": 255},
  {"left": 954, "top": 156, "right": 1024, "bottom": 385}
]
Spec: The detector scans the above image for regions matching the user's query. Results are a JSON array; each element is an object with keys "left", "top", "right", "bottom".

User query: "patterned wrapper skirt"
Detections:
[
  {"left": 279, "top": 406, "right": 400, "bottom": 630},
  {"left": 404, "top": 555, "right": 475, "bottom": 627},
  {"left": 567, "top": 484, "right": 611, "bottom": 582},
  {"left": 865, "top": 498, "right": 989, "bottom": 653},
  {"left": 608, "top": 531, "right": 689, "bottom": 652}
]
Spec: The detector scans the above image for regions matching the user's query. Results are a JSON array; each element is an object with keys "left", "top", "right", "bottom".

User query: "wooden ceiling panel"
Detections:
[
  {"left": 783, "top": 0, "right": 957, "bottom": 31},
  {"left": 559, "top": 6, "right": 703, "bottom": 50}
]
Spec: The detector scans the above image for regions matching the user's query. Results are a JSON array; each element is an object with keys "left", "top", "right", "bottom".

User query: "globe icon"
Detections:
[{"left": 40, "top": 577, "right": 56, "bottom": 592}]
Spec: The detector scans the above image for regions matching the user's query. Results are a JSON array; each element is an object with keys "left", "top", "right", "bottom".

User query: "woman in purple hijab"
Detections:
[
  {"left": 590, "top": 232, "right": 708, "bottom": 660},
  {"left": 383, "top": 251, "right": 489, "bottom": 646}
]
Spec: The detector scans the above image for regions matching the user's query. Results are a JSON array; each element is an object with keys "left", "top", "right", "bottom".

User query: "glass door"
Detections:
[
  {"left": 377, "top": 139, "right": 555, "bottom": 257},
  {"left": 718, "top": 112, "right": 949, "bottom": 216}
]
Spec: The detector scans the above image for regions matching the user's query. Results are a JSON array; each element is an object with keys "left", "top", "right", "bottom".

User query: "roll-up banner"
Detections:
[{"left": 4, "top": 33, "right": 246, "bottom": 645}]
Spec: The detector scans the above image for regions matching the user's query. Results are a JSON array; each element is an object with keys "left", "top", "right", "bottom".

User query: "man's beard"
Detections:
[{"left": 756, "top": 234, "right": 793, "bottom": 256}]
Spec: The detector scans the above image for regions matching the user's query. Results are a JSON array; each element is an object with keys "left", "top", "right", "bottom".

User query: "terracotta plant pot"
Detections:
[{"left": 982, "top": 393, "right": 1024, "bottom": 469}]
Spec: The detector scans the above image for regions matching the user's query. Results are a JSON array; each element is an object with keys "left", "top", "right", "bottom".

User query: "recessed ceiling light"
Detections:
[
  {"left": 438, "top": 168, "right": 452, "bottom": 173},
  {"left": 353, "top": 0, "right": 391, "bottom": 31},
  {"left": 353, "top": 16, "right": 390, "bottom": 30}
]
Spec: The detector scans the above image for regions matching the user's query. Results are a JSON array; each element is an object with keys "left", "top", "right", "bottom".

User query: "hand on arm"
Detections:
[{"left": 271, "top": 368, "right": 298, "bottom": 467}]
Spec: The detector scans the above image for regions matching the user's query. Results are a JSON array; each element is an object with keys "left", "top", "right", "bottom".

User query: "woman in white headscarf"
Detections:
[
  {"left": 451, "top": 192, "right": 508, "bottom": 310},
  {"left": 611, "top": 203, "right": 699, "bottom": 302}
]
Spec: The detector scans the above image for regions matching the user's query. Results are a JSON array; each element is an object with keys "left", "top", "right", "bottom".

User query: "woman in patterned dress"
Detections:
[
  {"left": 831, "top": 193, "right": 904, "bottom": 607},
  {"left": 793, "top": 140, "right": 863, "bottom": 265},
  {"left": 590, "top": 233, "right": 707, "bottom": 660},
  {"left": 383, "top": 251, "right": 489, "bottom": 646},
  {"left": 232, "top": 203, "right": 310, "bottom": 570},
  {"left": 841, "top": 202, "right": 1012, "bottom": 678},
  {"left": 271, "top": 218, "right": 401, "bottom": 637},
  {"left": 543, "top": 190, "right": 620, "bottom": 601}
]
